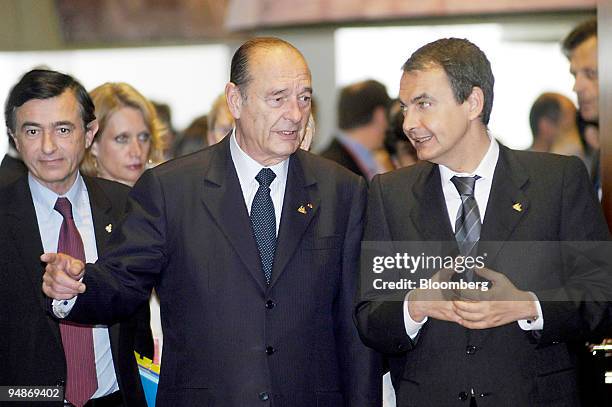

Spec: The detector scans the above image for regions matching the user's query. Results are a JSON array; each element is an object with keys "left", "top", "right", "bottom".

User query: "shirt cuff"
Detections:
[
  {"left": 403, "top": 291, "right": 427, "bottom": 339},
  {"left": 52, "top": 297, "right": 77, "bottom": 318},
  {"left": 517, "top": 292, "right": 543, "bottom": 331}
]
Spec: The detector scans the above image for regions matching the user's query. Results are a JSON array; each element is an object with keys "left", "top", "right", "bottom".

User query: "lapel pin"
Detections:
[
  {"left": 105, "top": 223, "right": 113, "bottom": 233},
  {"left": 307, "top": 203, "right": 314, "bottom": 209},
  {"left": 297, "top": 206, "right": 307, "bottom": 214},
  {"left": 512, "top": 203, "right": 522, "bottom": 212}
]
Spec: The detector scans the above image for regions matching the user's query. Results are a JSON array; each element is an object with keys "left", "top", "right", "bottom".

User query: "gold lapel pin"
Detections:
[
  {"left": 297, "top": 206, "right": 307, "bottom": 214},
  {"left": 512, "top": 203, "right": 522, "bottom": 212},
  {"left": 105, "top": 223, "right": 113, "bottom": 233}
]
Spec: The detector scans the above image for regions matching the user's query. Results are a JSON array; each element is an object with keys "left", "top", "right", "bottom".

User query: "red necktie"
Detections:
[{"left": 54, "top": 197, "right": 98, "bottom": 407}]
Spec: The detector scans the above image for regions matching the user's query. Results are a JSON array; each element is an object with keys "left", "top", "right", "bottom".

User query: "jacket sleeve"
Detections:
[
  {"left": 334, "top": 175, "right": 383, "bottom": 406},
  {"left": 354, "top": 174, "right": 415, "bottom": 356},
  {"left": 68, "top": 169, "right": 168, "bottom": 325},
  {"left": 537, "top": 156, "right": 612, "bottom": 344}
]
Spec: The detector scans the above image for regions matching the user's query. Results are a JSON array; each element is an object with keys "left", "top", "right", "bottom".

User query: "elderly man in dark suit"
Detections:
[
  {"left": 0, "top": 69, "right": 151, "bottom": 407},
  {"left": 354, "top": 38, "right": 611, "bottom": 406},
  {"left": 41, "top": 38, "right": 381, "bottom": 406}
]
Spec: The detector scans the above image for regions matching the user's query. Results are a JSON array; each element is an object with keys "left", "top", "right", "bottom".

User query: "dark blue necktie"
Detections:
[
  {"left": 251, "top": 168, "right": 277, "bottom": 284},
  {"left": 451, "top": 176, "right": 481, "bottom": 282}
]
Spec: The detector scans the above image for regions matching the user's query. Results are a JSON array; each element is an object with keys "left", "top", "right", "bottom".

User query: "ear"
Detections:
[
  {"left": 90, "top": 139, "right": 100, "bottom": 158},
  {"left": 466, "top": 86, "right": 485, "bottom": 122},
  {"left": 85, "top": 119, "right": 99, "bottom": 149},
  {"left": 225, "top": 82, "right": 243, "bottom": 120}
]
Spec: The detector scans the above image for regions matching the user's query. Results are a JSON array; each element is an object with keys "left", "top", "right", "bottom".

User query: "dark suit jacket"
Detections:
[
  {"left": 0, "top": 154, "right": 27, "bottom": 187},
  {"left": 320, "top": 138, "right": 367, "bottom": 178},
  {"left": 0, "top": 175, "right": 150, "bottom": 407},
  {"left": 63, "top": 137, "right": 382, "bottom": 406},
  {"left": 355, "top": 146, "right": 611, "bottom": 407}
]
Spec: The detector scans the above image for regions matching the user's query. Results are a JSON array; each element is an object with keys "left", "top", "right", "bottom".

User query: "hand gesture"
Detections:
[
  {"left": 40, "top": 252, "right": 86, "bottom": 300},
  {"left": 453, "top": 267, "right": 537, "bottom": 329},
  {"left": 407, "top": 268, "right": 462, "bottom": 323}
]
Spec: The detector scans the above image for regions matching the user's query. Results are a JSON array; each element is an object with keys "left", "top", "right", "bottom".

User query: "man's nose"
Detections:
[
  {"left": 284, "top": 97, "right": 303, "bottom": 123},
  {"left": 41, "top": 131, "right": 57, "bottom": 154}
]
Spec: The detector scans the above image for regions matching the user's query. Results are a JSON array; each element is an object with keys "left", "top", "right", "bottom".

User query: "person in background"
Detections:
[
  {"left": 562, "top": 18, "right": 600, "bottom": 191},
  {"left": 528, "top": 92, "right": 584, "bottom": 159},
  {"left": 81, "top": 82, "right": 165, "bottom": 187},
  {"left": 152, "top": 101, "right": 176, "bottom": 161},
  {"left": 384, "top": 99, "right": 418, "bottom": 169},
  {"left": 321, "top": 79, "right": 393, "bottom": 180},
  {"left": 174, "top": 114, "right": 208, "bottom": 157},
  {"left": 207, "top": 93, "right": 235, "bottom": 146},
  {"left": 562, "top": 17, "right": 609, "bottom": 405}
]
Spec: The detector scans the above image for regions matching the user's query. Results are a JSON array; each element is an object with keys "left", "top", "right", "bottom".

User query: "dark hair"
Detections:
[
  {"left": 230, "top": 37, "right": 303, "bottom": 96},
  {"left": 402, "top": 38, "right": 494, "bottom": 125},
  {"left": 5, "top": 69, "right": 95, "bottom": 147},
  {"left": 174, "top": 115, "right": 208, "bottom": 157},
  {"left": 529, "top": 93, "right": 563, "bottom": 137},
  {"left": 338, "top": 79, "right": 390, "bottom": 130},
  {"left": 562, "top": 18, "right": 597, "bottom": 57},
  {"left": 384, "top": 101, "right": 416, "bottom": 158}
]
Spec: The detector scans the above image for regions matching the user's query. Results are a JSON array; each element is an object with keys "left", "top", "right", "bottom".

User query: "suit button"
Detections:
[
  {"left": 458, "top": 391, "right": 469, "bottom": 401},
  {"left": 265, "top": 300, "right": 276, "bottom": 309},
  {"left": 466, "top": 345, "right": 477, "bottom": 355},
  {"left": 259, "top": 392, "right": 269, "bottom": 401},
  {"left": 265, "top": 346, "right": 275, "bottom": 355}
]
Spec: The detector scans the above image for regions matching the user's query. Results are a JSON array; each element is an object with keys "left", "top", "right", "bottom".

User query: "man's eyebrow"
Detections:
[
  {"left": 20, "top": 121, "right": 41, "bottom": 129},
  {"left": 51, "top": 121, "right": 76, "bottom": 128},
  {"left": 410, "top": 93, "right": 431, "bottom": 104},
  {"left": 301, "top": 86, "right": 313, "bottom": 94},
  {"left": 268, "top": 88, "right": 289, "bottom": 97}
]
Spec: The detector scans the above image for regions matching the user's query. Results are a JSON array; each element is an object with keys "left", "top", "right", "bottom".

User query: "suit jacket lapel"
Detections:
[
  {"left": 269, "top": 152, "right": 319, "bottom": 288},
  {"left": 5, "top": 177, "right": 63, "bottom": 346},
  {"left": 480, "top": 146, "right": 530, "bottom": 263},
  {"left": 83, "top": 177, "right": 124, "bottom": 349},
  {"left": 83, "top": 176, "right": 114, "bottom": 253},
  {"left": 200, "top": 138, "right": 266, "bottom": 291},
  {"left": 407, "top": 164, "right": 455, "bottom": 242}
]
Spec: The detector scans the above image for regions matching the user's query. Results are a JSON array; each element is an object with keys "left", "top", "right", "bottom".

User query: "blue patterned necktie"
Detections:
[
  {"left": 250, "top": 168, "right": 277, "bottom": 284},
  {"left": 451, "top": 176, "right": 481, "bottom": 282}
]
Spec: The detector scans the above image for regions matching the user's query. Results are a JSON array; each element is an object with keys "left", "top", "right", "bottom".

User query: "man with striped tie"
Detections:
[{"left": 355, "top": 38, "right": 610, "bottom": 406}]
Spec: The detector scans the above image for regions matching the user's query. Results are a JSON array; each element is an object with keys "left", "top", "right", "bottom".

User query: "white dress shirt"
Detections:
[
  {"left": 403, "top": 137, "right": 543, "bottom": 338},
  {"left": 31, "top": 173, "right": 119, "bottom": 398},
  {"left": 229, "top": 131, "right": 289, "bottom": 233}
]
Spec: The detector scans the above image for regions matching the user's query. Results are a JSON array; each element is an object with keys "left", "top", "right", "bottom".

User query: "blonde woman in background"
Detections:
[
  {"left": 82, "top": 82, "right": 165, "bottom": 363},
  {"left": 81, "top": 82, "right": 165, "bottom": 186}
]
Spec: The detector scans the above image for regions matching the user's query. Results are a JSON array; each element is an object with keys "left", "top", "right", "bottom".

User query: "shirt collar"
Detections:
[
  {"left": 229, "top": 129, "right": 289, "bottom": 186},
  {"left": 439, "top": 136, "right": 499, "bottom": 183},
  {"left": 29, "top": 172, "right": 85, "bottom": 221}
]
